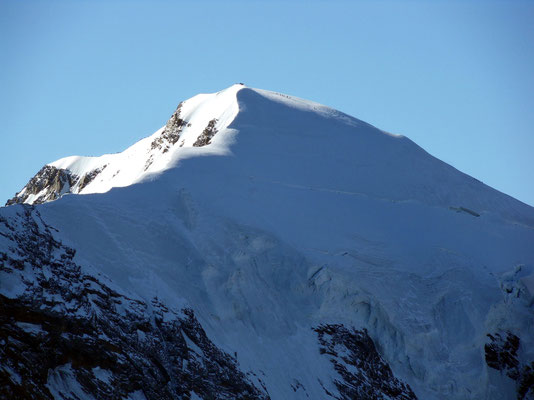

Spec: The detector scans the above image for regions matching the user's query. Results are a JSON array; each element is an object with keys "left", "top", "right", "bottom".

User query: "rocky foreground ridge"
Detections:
[{"left": 0, "top": 206, "right": 422, "bottom": 399}]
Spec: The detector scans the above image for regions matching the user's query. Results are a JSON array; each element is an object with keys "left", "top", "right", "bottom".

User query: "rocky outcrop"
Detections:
[
  {"left": 193, "top": 119, "right": 218, "bottom": 147},
  {"left": 314, "top": 324, "right": 416, "bottom": 400},
  {"left": 6, "top": 164, "right": 109, "bottom": 206},
  {"left": 485, "top": 331, "right": 534, "bottom": 399},
  {"left": 485, "top": 332, "right": 521, "bottom": 377},
  {"left": 0, "top": 206, "right": 270, "bottom": 400},
  {"left": 145, "top": 103, "right": 190, "bottom": 170},
  {"left": 78, "top": 165, "right": 107, "bottom": 191},
  {"left": 151, "top": 103, "right": 187, "bottom": 153},
  {"left": 5, "top": 166, "right": 79, "bottom": 206}
]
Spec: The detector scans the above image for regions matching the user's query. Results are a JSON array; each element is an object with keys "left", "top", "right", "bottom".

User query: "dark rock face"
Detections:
[
  {"left": 519, "top": 365, "right": 534, "bottom": 400},
  {"left": 485, "top": 332, "right": 521, "bottom": 378},
  {"left": 485, "top": 332, "right": 534, "bottom": 399},
  {"left": 6, "top": 166, "right": 79, "bottom": 206},
  {"left": 6, "top": 164, "right": 109, "bottom": 206},
  {"left": 314, "top": 324, "right": 416, "bottom": 400},
  {"left": 78, "top": 165, "right": 107, "bottom": 191},
  {"left": 193, "top": 119, "right": 218, "bottom": 147},
  {"left": 0, "top": 206, "right": 270, "bottom": 400},
  {"left": 152, "top": 102, "right": 187, "bottom": 152},
  {"left": 145, "top": 103, "right": 188, "bottom": 170}
]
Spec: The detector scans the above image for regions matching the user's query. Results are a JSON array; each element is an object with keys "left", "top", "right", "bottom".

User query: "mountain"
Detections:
[{"left": 1, "top": 84, "right": 534, "bottom": 400}]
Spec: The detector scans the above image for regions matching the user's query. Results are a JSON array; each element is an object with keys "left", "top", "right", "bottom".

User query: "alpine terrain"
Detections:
[{"left": 1, "top": 84, "right": 533, "bottom": 400}]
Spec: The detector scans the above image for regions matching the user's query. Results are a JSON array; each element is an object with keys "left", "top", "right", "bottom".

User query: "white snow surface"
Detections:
[
  {"left": 11, "top": 85, "right": 534, "bottom": 399},
  {"left": 24, "top": 84, "right": 242, "bottom": 201}
]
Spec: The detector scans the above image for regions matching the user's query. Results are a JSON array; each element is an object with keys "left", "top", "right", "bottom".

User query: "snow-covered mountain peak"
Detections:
[
  {"left": 6, "top": 84, "right": 534, "bottom": 229},
  {"left": 2, "top": 84, "right": 534, "bottom": 399},
  {"left": 5, "top": 83, "right": 387, "bottom": 207}
]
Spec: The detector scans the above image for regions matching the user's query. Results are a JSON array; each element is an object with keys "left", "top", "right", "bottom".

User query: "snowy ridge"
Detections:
[
  {"left": 8, "top": 84, "right": 244, "bottom": 205},
  {"left": 8, "top": 84, "right": 534, "bottom": 230}
]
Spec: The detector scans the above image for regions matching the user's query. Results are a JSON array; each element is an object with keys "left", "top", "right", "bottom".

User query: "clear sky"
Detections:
[{"left": 1, "top": 1, "right": 533, "bottom": 206}]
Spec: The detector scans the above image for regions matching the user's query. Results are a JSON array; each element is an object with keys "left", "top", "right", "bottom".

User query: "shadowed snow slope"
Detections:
[{"left": 2, "top": 85, "right": 534, "bottom": 399}]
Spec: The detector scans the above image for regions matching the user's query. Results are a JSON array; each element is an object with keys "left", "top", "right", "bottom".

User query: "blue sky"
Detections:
[{"left": 1, "top": 1, "right": 533, "bottom": 206}]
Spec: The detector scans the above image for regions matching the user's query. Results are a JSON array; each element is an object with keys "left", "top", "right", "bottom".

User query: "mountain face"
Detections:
[{"left": 2, "top": 85, "right": 534, "bottom": 400}]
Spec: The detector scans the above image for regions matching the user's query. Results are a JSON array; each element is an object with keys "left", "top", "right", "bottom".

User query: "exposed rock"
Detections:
[
  {"left": 314, "top": 324, "right": 416, "bottom": 400},
  {"left": 485, "top": 331, "right": 534, "bottom": 399},
  {"left": 485, "top": 332, "right": 521, "bottom": 378},
  {"left": 6, "top": 166, "right": 79, "bottom": 206},
  {"left": 144, "top": 103, "right": 188, "bottom": 171},
  {"left": 0, "top": 206, "right": 270, "bottom": 400},
  {"left": 78, "top": 165, "right": 107, "bottom": 191},
  {"left": 193, "top": 119, "right": 218, "bottom": 147},
  {"left": 151, "top": 103, "right": 186, "bottom": 152},
  {"left": 518, "top": 363, "right": 534, "bottom": 400}
]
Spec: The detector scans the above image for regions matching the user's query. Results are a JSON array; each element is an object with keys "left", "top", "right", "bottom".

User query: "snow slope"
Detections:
[
  {"left": 9, "top": 84, "right": 243, "bottom": 205},
  {"left": 3, "top": 85, "right": 534, "bottom": 399}
]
